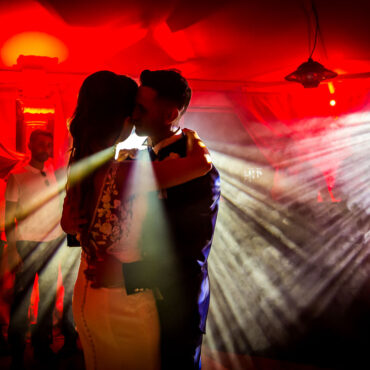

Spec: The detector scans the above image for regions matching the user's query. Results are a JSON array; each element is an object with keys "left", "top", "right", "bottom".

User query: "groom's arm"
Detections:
[{"left": 122, "top": 260, "right": 157, "bottom": 294}]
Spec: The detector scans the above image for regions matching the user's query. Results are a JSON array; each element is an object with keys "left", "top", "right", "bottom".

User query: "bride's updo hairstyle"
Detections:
[{"left": 69, "top": 70, "right": 138, "bottom": 165}]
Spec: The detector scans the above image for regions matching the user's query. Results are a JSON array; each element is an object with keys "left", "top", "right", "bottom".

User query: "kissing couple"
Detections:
[{"left": 62, "top": 69, "right": 221, "bottom": 370}]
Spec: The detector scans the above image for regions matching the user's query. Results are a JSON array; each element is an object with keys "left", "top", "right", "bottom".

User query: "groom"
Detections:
[{"left": 122, "top": 69, "right": 220, "bottom": 369}]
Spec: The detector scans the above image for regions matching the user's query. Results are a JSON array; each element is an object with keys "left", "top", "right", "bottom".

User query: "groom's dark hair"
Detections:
[{"left": 140, "top": 69, "right": 192, "bottom": 115}]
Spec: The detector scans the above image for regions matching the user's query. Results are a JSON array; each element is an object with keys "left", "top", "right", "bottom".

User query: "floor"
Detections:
[{"left": 0, "top": 336, "right": 335, "bottom": 370}]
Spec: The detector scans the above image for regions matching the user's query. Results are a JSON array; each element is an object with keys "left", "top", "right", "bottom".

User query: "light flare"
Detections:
[{"left": 202, "top": 113, "right": 369, "bottom": 356}]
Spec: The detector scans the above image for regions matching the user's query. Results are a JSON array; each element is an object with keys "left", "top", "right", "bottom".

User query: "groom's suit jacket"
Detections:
[{"left": 122, "top": 133, "right": 220, "bottom": 334}]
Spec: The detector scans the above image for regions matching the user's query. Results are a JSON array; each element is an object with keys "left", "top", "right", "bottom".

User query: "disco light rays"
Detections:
[
  {"left": 3, "top": 147, "right": 116, "bottom": 258},
  {"left": 66, "top": 145, "right": 115, "bottom": 189},
  {"left": 122, "top": 148, "right": 177, "bottom": 274},
  {"left": 203, "top": 112, "right": 370, "bottom": 363},
  {"left": 7, "top": 236, "right": 71, "bottom": 341},
  {"left": 3, "top": 112, "right": 369, "bottom": 366}
]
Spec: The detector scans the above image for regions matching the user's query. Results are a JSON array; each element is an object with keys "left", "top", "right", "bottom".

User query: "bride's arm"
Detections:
[
  {"left": 61, "top": 184, "right": 88, "bottom": 237},
  {"left": 120, "top": 129, "right": 213, "bottom": 192},
  {"left": 61, "top": 190, "right": 82, "bottom": 235},
  {"left": 152, "top": 128, "right": 212, "bottom": 188}
]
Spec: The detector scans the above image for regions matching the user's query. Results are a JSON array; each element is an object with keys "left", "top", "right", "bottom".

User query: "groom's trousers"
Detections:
[{"left": 157, "top": 299, "right": 203, "bottom": 370}]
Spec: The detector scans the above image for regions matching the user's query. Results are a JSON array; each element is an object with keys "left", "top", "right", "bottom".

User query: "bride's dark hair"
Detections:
[
  {"left": 69, "top": 70, "right": 138, "bottom": 164},
  {"left": 67, "top": 70, "right": 138, "bottom": 220}
]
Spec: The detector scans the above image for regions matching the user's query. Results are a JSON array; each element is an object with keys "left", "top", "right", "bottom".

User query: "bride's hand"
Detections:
[{"left": 183, "top": 128, "right": 211, "bottom": 159}]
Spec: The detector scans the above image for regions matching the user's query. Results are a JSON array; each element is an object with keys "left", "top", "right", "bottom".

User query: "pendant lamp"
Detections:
[{"left": 285, "top": 1, "right": 337, "bottom": 88}]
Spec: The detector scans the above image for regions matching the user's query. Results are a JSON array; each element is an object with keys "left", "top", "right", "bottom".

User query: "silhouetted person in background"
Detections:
[{"left": 5, "top": 129, "right": 64, "bottom": 368}]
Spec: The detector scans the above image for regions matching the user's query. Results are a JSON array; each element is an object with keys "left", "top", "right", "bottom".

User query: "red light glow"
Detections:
[
  {"left": 1, "top": 32, "right": 68, "bottom": 66},
  {"left": 330, "top": 99, "right": 336, "bottom": 106},
  {"left": 153, "top": 22, "right": 195, "bottom": 62}
]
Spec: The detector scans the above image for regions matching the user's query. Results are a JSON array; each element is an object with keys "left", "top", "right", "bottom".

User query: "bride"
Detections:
[{"left": 61, "top": 70, "right": 212, "bottom": 370}]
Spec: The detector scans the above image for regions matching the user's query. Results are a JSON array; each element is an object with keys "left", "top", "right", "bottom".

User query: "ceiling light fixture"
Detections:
[{"left": 285, "top": 1, "right": 337, "bottom": 88}]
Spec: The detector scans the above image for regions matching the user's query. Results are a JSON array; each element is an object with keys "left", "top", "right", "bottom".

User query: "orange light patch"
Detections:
[
  {"left": 328, "top": 82, "right": 335, "bottom": 94},
  {"left": 1, "top": 32, "right": 68, "bottom": 66},
  {"left": 24, "top": 107, "right": 55, "bottom": 114}
]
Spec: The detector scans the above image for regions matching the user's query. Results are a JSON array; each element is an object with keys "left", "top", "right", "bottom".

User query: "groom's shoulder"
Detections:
[
  {"left": 165, "top": 134, "right": 219, "bottom": 180},
  {"left": 161, "top": 134, "right": 187, "bottom": 158}
]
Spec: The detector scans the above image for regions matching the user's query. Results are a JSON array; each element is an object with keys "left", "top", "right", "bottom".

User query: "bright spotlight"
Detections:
[{"left": 115, "top": 131, "right": 147, "bottom": 159}]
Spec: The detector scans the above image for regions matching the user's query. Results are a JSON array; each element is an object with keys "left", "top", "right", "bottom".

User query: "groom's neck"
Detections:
[{"left": 150, "top": 126, "right": 178, "bottom": 147}]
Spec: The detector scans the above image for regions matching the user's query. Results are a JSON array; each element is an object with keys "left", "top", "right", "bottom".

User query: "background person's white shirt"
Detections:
[{"left": 5, "top": 164, "right": 64, "bottom": 242}]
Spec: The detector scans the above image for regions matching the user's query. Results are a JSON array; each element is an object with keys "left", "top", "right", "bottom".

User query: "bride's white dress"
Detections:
[{"left": 72, "top": 162, "right": 160, "bottom": 370}]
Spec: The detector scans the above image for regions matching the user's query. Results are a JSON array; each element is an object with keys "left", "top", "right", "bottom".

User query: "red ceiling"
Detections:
[{"left": 0, "top": 0, "right": 369, "bottom": 85}]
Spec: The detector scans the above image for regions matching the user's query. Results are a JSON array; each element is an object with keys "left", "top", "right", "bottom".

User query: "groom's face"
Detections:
[{"left": 133, "top": 86, "right": 169, "bottom": 137}]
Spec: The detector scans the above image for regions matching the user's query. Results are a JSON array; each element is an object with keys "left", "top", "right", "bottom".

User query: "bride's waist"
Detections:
[
  {"left": 80, "top": 250, "right": 140, "bottom": 289},
  {"left": 85, "top": 239, "right": 141, "bottom": 263}
]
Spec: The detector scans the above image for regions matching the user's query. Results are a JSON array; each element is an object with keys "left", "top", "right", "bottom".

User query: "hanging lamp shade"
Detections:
[{"left": 285, "top": 57, "right": 337, "bottom": 88}]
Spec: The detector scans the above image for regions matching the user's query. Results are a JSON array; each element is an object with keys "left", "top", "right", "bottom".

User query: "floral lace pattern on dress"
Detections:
[{"left": 86, "top": 163, "right": 136, "bottom": 262}]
